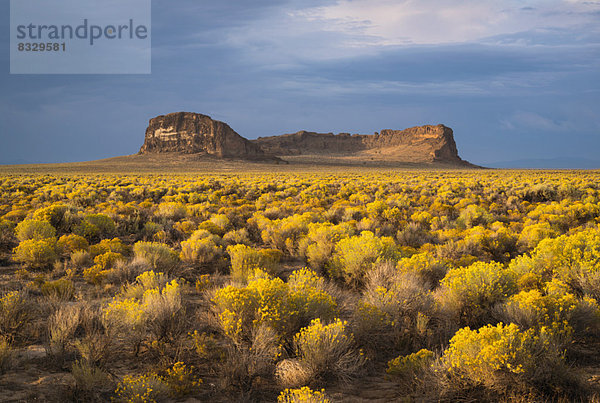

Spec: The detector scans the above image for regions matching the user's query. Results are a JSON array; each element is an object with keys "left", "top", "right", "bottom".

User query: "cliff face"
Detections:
[
  {"left": 251, "top": 131, "right": 365, "bottom": 155},
  {"left": 372, "top": 125, "right": 461, "bottom": 163},
  {"left": 253, "top": 124, "right": 465, "bottom": 164},
  {"left": 139, "top": 112, "right": 470, "bottom": 166},
  {"left": 139, "top": 112, "right": 273, "bottom": 160}
]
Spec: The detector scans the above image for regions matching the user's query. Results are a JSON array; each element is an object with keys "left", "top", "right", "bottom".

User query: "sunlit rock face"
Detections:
[
  {"left": 139, "top": 112, "right": 271, "bottom": 160},
  {"left": 253, "top": 124, "right": 465, "bottom": 164},
  {"left": 140, "top": 112, "right": 470, "bottom": 165}
]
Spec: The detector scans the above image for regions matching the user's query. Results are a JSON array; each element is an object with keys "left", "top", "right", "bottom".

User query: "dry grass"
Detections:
[
  {"left": 106, "top": 257, "right": 151, "bottom": 285},
  {"left": 47, "top": 303, "right": 81, "bottom": 361},
  {"left": 276, "top": 359, "right": 312, "bottom": 389},
  {"left": 0, "top": 335, "right": 12, "bottom": 373},
  {"left": 0, "top": 289, "right": 32, "bottom": 343},
  {"left": 217, "top": 324, "right": 281, "bottom": 394},
  {"left": 71, "top": 359, "right": 113, "bottom": 399},
  {"left": 75, "top": 304, "right": 115, "bottom": 366}
]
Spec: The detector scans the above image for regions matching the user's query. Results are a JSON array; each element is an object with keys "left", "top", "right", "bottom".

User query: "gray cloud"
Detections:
[{"left": 0, "top": 0, "right": 598, "bottom": 166}]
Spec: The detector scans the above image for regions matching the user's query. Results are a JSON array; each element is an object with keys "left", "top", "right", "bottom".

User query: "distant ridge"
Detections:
[{"left": 487, "top": 157, "right": 600, "bottom": 169}]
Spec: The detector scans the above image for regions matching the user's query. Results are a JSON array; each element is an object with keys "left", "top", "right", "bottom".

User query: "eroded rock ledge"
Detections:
[{"left": 139, "top": 112, "right": 472, "bottom": 166}]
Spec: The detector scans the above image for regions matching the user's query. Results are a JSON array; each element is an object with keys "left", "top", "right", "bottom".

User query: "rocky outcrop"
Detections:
[
  {"left": 251, "top": 131, "right": 364, "bottom": 155},
  {"left": 139, "top": 112, "right": 471, "bottom": 166},
  {"left": 253, "top": 124, "right": 467, "bottom": 164},
  {"left": 139, "top": 112, "right": 276, "bottom": 161}
]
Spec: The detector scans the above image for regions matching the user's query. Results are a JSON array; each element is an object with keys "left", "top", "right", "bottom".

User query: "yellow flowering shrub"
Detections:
[
  {"left": 163, "top": 362, "right": 201, "bottom": 398},
  {"left": 198, "top": 220, "right": 226, "bottom": 236},
  {"left": 252, "top": 212, "right": 315, "bottom": 255},
  {"left": 32, "top": 204, "right": 69, "bottom": 230},
  {"left": 155, "top": 201, "right": 188, "bottom": 220},
  {"left": 518, "top": 222, "right": 558, "bottom": 250},
  {"left": 293, "top": 318, "right": 363, "bottom": 381},
  {"left": 114, "top": 372, "right": 169, "bottom": 403},
  {"left": 15, "top": 219, "right": 56, "bottom": 241},
  {"left": 277, "top": 386, "right": 331, "bottom": 403},
  {"left": 457, "top": 204, "right": 492, "bottom": 228},
  {"left": 503, "top": 279, "right": 600, "bottom": 341},
  {"left": 507, "top": 227, "right": 600, "bottom": 298},
  {"left": 74, "top": 213, "right": 116, "bottom": 241},
  {"left": 209, "top": 213, "right": 230, "bottom": 230},
  {"left": 222, "top": 227, "right": 251, "bottom": 245},
  {"left": 104, "top": 271, "right": 184, "bottom": 353},
  {"left": 297, "top": 222, "right": 355, "bottom": 272},
  {"left": 504, "top": 289, "right": 576, "bottom": 338},
  {"left": 83, "top": 251, "right": 126, "bottom": 284},
  {"left": 13, "top": 238, "right": 58, "bottom": 268},
  {"left": 213, "top": 284, "right": 260, "bottom": 341},
  {"left": 104, "top": 298, "right": 146, "bottom": 354},
  {"left": 543, "top": 227, "right": 598, "bottom": 273},
  {"left": 215, "top": 276, "right": 290, "bottom": 340},
  {"left": 94, "top": 251, "right": 126, "bottom": 270},
  {"left": 457, "top": 224, "right": 519, "bottom": 263},
  {"left": 0, "top": 291, "right": 30, "bottom": 341},
  {"left": 441, "top": 322, "right": 566, "bottom": 392},
  {"left": 287, "top": 268, "right": 325, "bottom": 290},
  {"left": 287, "top": 269, "right": 338, "bottom": 327},
  {"left": 173, "top": 219, "right": 196, "bottom": 236},
  {"left": 194, "top": 274, "right": 212, "bottom": 293},
  {"left": 127, "top": 270, "right": 169, "bottom": 299},
  {"left": 515, "top": 271, "right": 543, "bottom": 291},
  {"left": 4, "top": 168, "right": 600, "bottom": 400},
  {"left": 213, "top": 270, "right": 337, "bottom": 342},
  {"left": 133, "top": 241, "right": 179, "bottom": 272},
  {"left": 180, "top": 231, "right": 221, "bottom": 266},
  {"left": 396, "top": 253, "right": 447, "bottom": 288},
  {"left": 141, "top": 279, "right": 184, "bottom": 341},
  {"left": 227, "top": 244, "right": 282, "bottom": 281},
  {"left": 89, "top": 237, "right": 127, "bottom": 257},
  {"left": 189, "top": 330, "right": 220, "bottom": 360},
  {"left": 56, "top": 234, "right": 89, "bottom": 256},
  {"left": 331, "top": 231, "right": 399, "bottom": 286},
  {"left": 386, "top": 348, "right": 434, "bottom": 378},
  {"left": 439, "top": 261, "right": 517, "bottom": 327}
]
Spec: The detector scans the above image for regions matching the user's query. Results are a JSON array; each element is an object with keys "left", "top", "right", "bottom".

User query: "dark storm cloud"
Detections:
[{"left": 1, "top": 0, "right": 598, "bottom": 166}]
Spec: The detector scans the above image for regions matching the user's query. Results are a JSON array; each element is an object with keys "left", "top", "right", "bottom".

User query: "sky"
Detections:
[{"left": 1, "top": 0, "right": 599, "bottom": 167}]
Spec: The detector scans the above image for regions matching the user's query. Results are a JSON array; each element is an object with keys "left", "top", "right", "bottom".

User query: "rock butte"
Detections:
[
  {"left": 139, "top": 112, "right": 474, "bottom": 166},
  {"left": 139, "top": 112, "right": 276, "bottom": 161}
]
